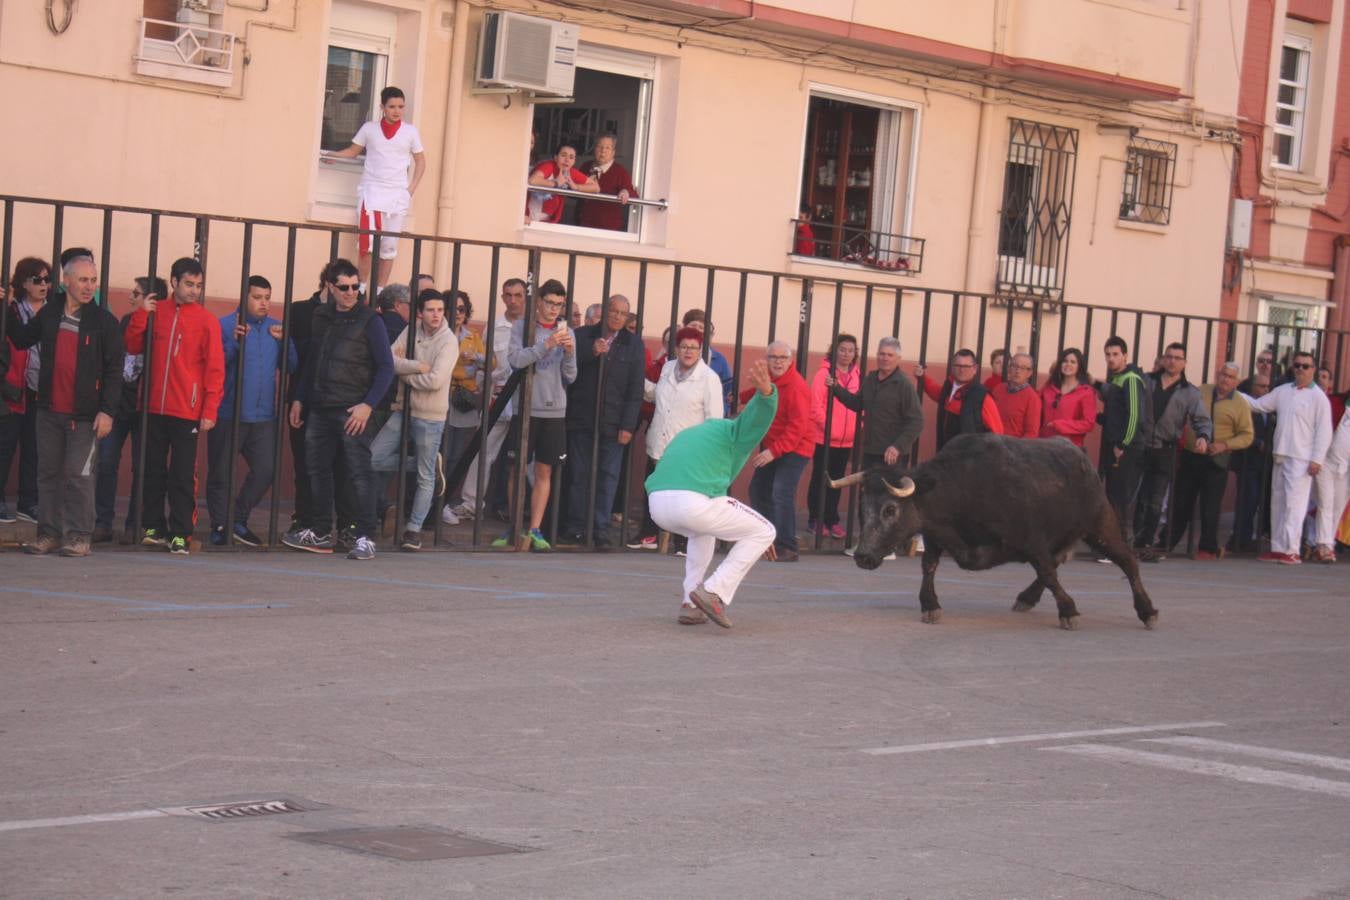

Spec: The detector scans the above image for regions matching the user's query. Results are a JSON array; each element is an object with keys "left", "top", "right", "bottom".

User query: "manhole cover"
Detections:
[{"left": 290, "top": 826, "right": 530, "bottom": 861}]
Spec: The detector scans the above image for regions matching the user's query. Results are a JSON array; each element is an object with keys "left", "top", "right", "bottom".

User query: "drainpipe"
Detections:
[
  {"left": 959, "top": 0, "right": 1008, "bottom": 349},
  {"left": 434, "top": 0, "right": 471, "bottom": 278}
]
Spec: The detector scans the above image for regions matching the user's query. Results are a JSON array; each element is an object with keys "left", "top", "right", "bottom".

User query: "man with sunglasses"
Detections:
[
  {"left": 284, "top": 258, "right": 394, "bottom": 560},
  {"left": 1244, "top": 350, "right": 1333, "bottom": 565}
]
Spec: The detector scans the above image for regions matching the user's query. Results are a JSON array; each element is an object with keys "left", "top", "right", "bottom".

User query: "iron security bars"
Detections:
[
  {"left": 0, "top": 193, "right": 1345, "bottom": 556},
  {"left": 997, "top": 118, "right": 1079, "bottom": 303},
  {"left": 1120, "top": 137, "right": 1177, "bottom": 226}
]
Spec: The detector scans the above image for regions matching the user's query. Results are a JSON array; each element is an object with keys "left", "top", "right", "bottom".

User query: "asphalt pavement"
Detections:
[{"left": 1, "top": 545, "right": 1347, "bottom": 898}]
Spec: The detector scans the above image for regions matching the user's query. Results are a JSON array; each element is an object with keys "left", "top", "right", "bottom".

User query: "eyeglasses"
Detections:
[
  {"left": 766, "top": 355, "right": 792, "bottom": 361},
  {"left": 1291, "top": 363, "right": 1313, "bottom": 370},
  {"left": 455, "top": 306, "right": 467, "bottom": 313},
  {"left": 332, "top": 283, "right": 359, "bottom": 293},
  {"left": 27, "top": 274, "right": 51, "bottom": 284},
  {"left": 1257, "top": 357, "right": 1273, "bottom": 365},
  {"left": 677, "top": 344, "right": 701, "bottom": 352}
]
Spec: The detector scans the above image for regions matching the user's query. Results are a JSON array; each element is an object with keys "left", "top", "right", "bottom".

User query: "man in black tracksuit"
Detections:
[{"left": 5, "top": 255, "right": 122, "bottom": 556}]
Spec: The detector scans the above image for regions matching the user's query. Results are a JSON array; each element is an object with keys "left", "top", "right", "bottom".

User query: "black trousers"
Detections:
[
  {"left": 143, "top": 413, "right": 201, "bottom": 540},
  {"left": 207, "top": 419, "right": 277, "bottom": 529},
  {"left": 288, "top": 419, "right": 312, "bottom": 528},
  {"left": 807, "top": 442, "right": 851, "bottom": 526},
  {"left": 1168, "top": 451, "right": 1229, "bottom": 554},
  {"left": 1133, "top": 446, "right": 1177, "bottom": 548},
  {"left": 1103, "top": 446, "right": 1142, "bottom": 545}
]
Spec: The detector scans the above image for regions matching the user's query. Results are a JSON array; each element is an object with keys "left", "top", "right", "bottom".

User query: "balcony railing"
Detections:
[
  {"left": 790, "top": 219, "right": 924, "bottom": 274},
  {"left": 134, "top": 17, "right": 236, "bottom": 88}
]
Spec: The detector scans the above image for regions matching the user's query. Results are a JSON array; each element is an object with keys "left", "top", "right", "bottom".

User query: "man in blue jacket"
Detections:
[{"left": 207, "top": 276, "right": 297, "bottom": 545}]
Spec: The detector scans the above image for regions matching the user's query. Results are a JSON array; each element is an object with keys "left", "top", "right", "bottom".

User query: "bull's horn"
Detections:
[
  {"left": 828, "top": 471, "right": 867, "bottom": 490},
  {"left": 884, "top": 476, "right": 915, "bottom": 498}
]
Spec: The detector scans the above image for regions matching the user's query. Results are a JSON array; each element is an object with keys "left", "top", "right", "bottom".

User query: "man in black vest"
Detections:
[
  {"left": 283, "top": 259, "right": 394, "bottom": 560},
  {"left": 915, "top": 348, "right": 1004, "bottom": 450}
]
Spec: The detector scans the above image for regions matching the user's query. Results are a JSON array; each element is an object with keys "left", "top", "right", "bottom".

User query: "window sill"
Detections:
[
  {"left": 788, "top": 254, "right": 918, "bottom": 278},
  {"left": 519, "top": 224, "right": 674, "bottom": 259},
  {"left": 307, "top": 202, "right": 357, "bottom": 226},
  {"left": 1115, "top": 218, "right": 1169, "bottom": 235},
  {"left": 133, "top": 58, "right": 233, "bottom": 89},
  {"left": 1267, "top": 167, "right": 1327, "bottom": 193}
]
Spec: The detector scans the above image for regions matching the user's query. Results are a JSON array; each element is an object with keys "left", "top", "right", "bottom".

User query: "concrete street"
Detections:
[{"left": 1, "top": 546, "right": 1347, "bottom": 898}]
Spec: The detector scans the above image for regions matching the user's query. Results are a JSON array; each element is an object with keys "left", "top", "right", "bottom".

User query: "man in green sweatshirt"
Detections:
[{"left": 646, "top": 359, "right": 778, "bottom": 628}]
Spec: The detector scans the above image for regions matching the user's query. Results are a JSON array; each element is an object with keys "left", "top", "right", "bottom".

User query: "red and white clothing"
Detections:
[
  {"left": 1246, "top": 382, "right": 1333, "bottom": 556},
  {"left": 1313, "top": 412, "right": 1350, "bottom": 547},
  {"left": 352, "top": 119, "right": 424, "bottom": 259},
  {"left": 527, "top": 160, "right": 591, "bottom": 224}
]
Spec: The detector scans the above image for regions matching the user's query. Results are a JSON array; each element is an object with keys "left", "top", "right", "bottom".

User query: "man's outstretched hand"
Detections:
[{"left": 748, "top": 359, "right": 773, "bottom": 396}]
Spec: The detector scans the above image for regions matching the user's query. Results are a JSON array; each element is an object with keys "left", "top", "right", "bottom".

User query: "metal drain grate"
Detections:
[
  {"left": 290, "top": 826, "right": 531, "bottom": 861},
  {"left": 179, "top": 799, "right": 311, "bottom": 821}
]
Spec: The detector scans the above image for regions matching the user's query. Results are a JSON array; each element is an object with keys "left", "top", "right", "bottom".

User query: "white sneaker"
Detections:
[
  {"left": 844, "top": 545, "right": 896, "bottom": 560},
  {"left": 441, "top": 506, "right": 460, "bottom": 525},
  {"left": 452, "top": 502, "right": 476, "bottom": 519},
  {"left": 913, "top": 535, "right": 925, "bottom": 553}
]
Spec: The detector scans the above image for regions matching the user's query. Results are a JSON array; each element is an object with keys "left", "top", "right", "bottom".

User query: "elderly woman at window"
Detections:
[
  {"left": 579, "top": 134, "right": 639, "bottom": 231},
  {"left": 527, "top": 143, "right": 599, "bottom": 224}
]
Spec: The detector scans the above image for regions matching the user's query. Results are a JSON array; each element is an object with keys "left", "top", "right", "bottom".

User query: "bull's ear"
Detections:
[{"left": 883, "top": 476, "right": 915, "bottom": 498}]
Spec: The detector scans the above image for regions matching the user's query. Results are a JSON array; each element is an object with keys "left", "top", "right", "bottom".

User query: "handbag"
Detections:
[{"left": 450, "top": 384, "right": 479, "bottom": 414}]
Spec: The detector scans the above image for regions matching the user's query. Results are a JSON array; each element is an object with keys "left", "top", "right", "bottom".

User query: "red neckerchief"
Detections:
[{"left": 380, "top": 119, "right": 401, "bottom": 140}]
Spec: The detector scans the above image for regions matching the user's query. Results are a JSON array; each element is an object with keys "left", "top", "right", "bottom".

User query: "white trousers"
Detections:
[
  {"left": 1313, "top": 464, "right": 1349, "bottom": 547},
  {"left": 459, "top": 416, "right": 511, "bottom": 509},
  {"left": 649, "top": 490, "right": 776, "bottom": 606},
  {"left": 1271, "top": 455, "right": 1315, "bottom": 555}
]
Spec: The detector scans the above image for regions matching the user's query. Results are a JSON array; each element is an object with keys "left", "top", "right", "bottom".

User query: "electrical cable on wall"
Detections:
[{"left": 45, "top": 0, "right": 77, "bottom": 34}]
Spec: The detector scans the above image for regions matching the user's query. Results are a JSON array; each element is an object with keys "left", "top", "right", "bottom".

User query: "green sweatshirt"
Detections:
[{"left": 645, "top": 386, "right": 779, "bottom": 498}]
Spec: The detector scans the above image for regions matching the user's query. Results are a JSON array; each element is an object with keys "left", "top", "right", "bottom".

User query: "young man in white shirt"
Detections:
[
  {"left": 1244, "top": 350, "right": 1333, "bottom": 565},
  {"left": 322, "top": 86, "right": 427, "bottom": 292}
]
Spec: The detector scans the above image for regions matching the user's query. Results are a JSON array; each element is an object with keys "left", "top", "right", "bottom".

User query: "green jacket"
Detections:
[{"left": 645, "top": 386, "right": 778, "bottom": 498}]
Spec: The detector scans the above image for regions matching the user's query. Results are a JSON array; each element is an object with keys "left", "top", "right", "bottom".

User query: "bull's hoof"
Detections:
[
  {"left": 1059, "top": 616, "right": 1080, "bottom": 631},
  {"left": 1142, "top": 613, "right": 1159, "bottom": 630},
  {"left": 920, "top": 609, "right": 943, "bottom": 624},
  {"left": 1012, "top": 599, "right": 1035, "bottom": 612}
]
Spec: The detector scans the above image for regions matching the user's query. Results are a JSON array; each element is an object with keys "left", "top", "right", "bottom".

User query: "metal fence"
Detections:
[{"left": 2, "top": 193, "right": 1346, "bottom": 554}]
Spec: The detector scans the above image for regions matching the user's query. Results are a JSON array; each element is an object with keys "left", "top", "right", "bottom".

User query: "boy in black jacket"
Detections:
[{"left": 6, "top": 255, "right": 122, "bottom": 556}]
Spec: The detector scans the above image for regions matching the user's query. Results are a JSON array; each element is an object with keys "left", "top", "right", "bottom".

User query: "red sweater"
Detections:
[
  {"left": 1038, "top": 382, "right": 1098, "bottom": 448},
  {"left": 739, "top": 365, "right": 813, "bottom": 459},
  {"left": 124, "top": 298, "right": 225, "bottom": 422},
  {"left": 990, "top": 382, "right": 1042, "bottom": 439}
]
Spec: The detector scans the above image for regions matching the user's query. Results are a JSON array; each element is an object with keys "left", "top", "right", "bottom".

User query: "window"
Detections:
[
  {"left": 996, "top": 119, "right": 1079, "bottom": 302},
  {"left": 1273, "top": 37, "right": 1310, "bottom": 169},
  {"left": 135, "top": 0, "right": 235, "bottom": 87},
  {"left": 1258, "top": 294, "right": 1324, "bottom": 368},
  {"left": 528, "top": 44, "right": 655, "bottom": 237},
  {"left": 795, "top": 92, "right": 920, "bottom": 271},
  {"left": 322, "top": 46, "right": 386, "bottom": 152},
  {"left": 143, "top": 0, "right": 178, "bottom": 41},
  {"left": 1119, "top": 137, "right": 1177, "bottom": 225}
]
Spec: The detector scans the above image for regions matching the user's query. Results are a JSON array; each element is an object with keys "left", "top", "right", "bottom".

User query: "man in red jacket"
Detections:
[
  {"left": 124, "top": 257, "right": 225, "bottom": 555},
  {"left": 740, "top": 341, "right": 813, "bottom": 561}
]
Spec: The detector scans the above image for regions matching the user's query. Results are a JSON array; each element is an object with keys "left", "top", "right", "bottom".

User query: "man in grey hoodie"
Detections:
[
  {"left": 499, "top": 279, "right": 577, "bottom": 550},
  {"left": 1133, "top": 341, "right": 1211, "bottom": 560}
]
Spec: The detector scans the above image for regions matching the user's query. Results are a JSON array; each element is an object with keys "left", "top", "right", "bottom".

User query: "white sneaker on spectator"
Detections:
[{"left": 441, "top": 505, "right": 460, "bottom": 525}]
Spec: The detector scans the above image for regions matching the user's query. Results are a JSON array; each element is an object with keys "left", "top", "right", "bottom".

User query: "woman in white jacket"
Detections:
[
  {"left": 1312, "top": 411, "right": 1350, "bottom": 562},
  {"left": 628, "top": 326, "right": 724, "bottom": 550}
]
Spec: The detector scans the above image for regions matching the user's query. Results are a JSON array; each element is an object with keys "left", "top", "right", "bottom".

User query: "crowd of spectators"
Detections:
[{"left": 3, "top": 246, "right": 1348, "bottom": 567}]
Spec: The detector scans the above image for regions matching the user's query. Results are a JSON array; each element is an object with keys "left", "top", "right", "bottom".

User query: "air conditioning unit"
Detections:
[{"left": 476, "top": 11, "right": 578, "bottom": 97}]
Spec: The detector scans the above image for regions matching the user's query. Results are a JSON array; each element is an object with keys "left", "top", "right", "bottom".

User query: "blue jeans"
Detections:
[
  {"left": 95, "top": 414, "right": 141, "bottom": 530},
  {"left": 305, "top": 407, "right": 377, "bottom": 539},
  {"left": 565, "top": 431, "right": 624, "bottom": 541},
  {"left": 371, "top": 414, "right": 445, "bottom": 532},
  {"left": 749, "top": 451, "right": 810, "bottom": 552}
]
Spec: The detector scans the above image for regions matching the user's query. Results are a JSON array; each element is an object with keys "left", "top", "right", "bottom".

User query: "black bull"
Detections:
[{"left": 835, "top": 434, "right": 1158, "bottom": 631}]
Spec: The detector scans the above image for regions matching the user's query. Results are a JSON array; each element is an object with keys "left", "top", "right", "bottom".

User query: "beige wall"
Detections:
[{"left": 0, "top": 0, "right": 1245, "bottom": 364}]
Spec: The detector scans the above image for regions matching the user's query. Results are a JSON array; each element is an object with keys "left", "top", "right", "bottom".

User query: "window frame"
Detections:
[
  {"left": 1272, "top": 35, "right": 1311, "bottom": 171},
  {"left": 1119, "top": 137, "right": 1177, "bottom": 226},
  {"left": 525, "top": 43, "right": 658, "bottom": 243}
]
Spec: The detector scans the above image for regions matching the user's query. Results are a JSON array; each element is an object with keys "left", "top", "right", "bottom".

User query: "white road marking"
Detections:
[
  {"left": 860, "top": 721, "right": 1225, "bottom": 755},
  {"left": 1045, "top": 743, "right": 1350, "bottom": 799},
  {"left": 0, "top": 808, "right": 168, "bottom": 834},
  {"left": 1141, "top": 736, "right": 1350, "bottom": 772}
]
